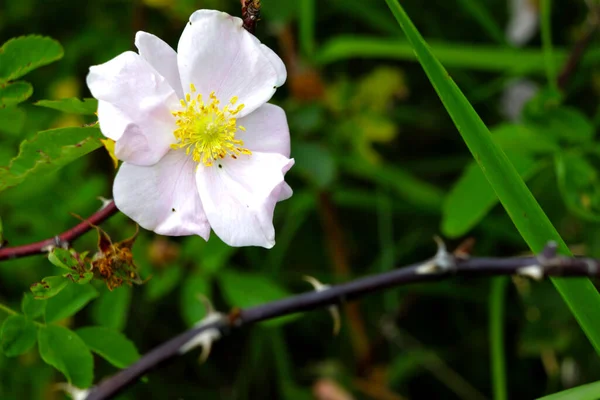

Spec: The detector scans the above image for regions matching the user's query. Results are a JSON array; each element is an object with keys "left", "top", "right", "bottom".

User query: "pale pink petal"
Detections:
[
  {"left": 113, "top": 149, "right": 210, "bottom": 238},
  {"left": 177, "top": 10, "right": 285, "bottom": 118},
  {"left": 196, "top": 152, "right": 294, "bottom": 248},
  {"left": 237, "top": 104, "right": 290, "bottom": 157},
  {"left": 96, "top": 101, "right": 130, "bottom": 141},
  {"left": 135, "top": 31, "right": 184, "bottom": 99},
  {"left": 278, "top": 182, "right": 293, "bottom": 202},
  {"left": 259, "top": 44, "right": 287, "bottom": 88},
  {"left": 87, "top": 51, "right": 178, "bottom": 166}
]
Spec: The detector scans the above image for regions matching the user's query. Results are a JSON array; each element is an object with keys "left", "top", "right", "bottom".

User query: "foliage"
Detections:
[{"left": 1, "top": 0, "right": 600, "bottom": 399}]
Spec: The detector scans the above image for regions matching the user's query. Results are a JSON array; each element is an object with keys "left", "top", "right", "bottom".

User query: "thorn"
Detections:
[
  {"left": 453, "top": 237, "right": 476, "bottom": 259},
  {"left": 54, "top": 383, "right": 90, "bottom": 400},
  {"left": 179, "top": 296, "right": 223, "bottom": 361},
  {"left": 417, "top": 236, "right": 456, "bottom": 274},
  {"left": 97, "top": 196, "right": 113, "bottom": 210},
  {"left": 541, "top": 241, "right": 558, "bottom": 262},
  {"left": 517, "top": 265, "right": 544, "bottom": 281},
  {"left": 304, "top": 276, "right": 341, "bottom": 336}
]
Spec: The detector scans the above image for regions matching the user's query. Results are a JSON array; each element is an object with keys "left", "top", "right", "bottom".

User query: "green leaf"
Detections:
[
  {"left": 91, "top": 286, "right": 132, "bottom": 331},
  {"left": 21, "top": 293, "right": 46, "bottom": 320},
  {"left": 76, "top": 326, "right": 140, "bottom": 369},
  {"left": 0, "top": 36, "right": 64, "bottom": 83},
  {"left": 442, "top": 153, "right": 541, "bottom": 237},
  {"left": 0, "top": 315, "right": 37, "bottom": 357},
  {"left": 48, "top": 248, "right": 80, "bottom": 271},
  {"left": 146, "top": 266, "right": 182, "bottom": 301},
  {"left": 45, "top": 283, "right": 98, "bottom": 323},
  {"left": 531, "top": 107, "right": 595, "bottom": 144},
  {"left": 555, "top": 153, "right": 600, "bottom": 222},
  {"left": 492, "top": 124, "right": 560, "bottom": 155},
  {"left": 0, "top": 106, "right": 26, "bottom": 136},
  {"left": 0, "top": 81, "right": 33, "bottom": 107},
  {"left": 35, "top": 98, "right": 98, "bottom": 115},
  {"left": 0, "top": 126, "right": 103, "bottom": 193},
  {"left": 180, "top": 274, "right": 212, "bottom": 327},
  {"left": 385, "top": 0, "right": 600, "bottom": 354},
  {"left": 38, "top": 325, "right": 93, "bottom": 388},
  {"left": 219, "top": 271, "right": 296, "bottom": 327},
  {"left": 30, "top": 276, "right": 70, "bottom": 299},
  {"left": 537, "top": 380, "right": 600, "bottom": 400}
]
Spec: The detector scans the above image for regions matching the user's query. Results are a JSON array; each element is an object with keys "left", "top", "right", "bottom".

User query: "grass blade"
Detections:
[
  {"left": 384, "top": 0, "right": 600, "bottom": 355},
  {"left": 489, "top": 278, "right": 509, "bottom": 400}
]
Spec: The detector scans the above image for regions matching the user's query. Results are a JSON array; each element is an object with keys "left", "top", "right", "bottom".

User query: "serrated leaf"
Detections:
[
  {"left": 91, "top": 286, "right": 131, "bottom": 331},
  {"left": 76, "top": 326, "right": 140, "bottom": 369},
  {"left": 180, "top": 274, "right": 212, "bottom": 327},
  {"left": 0, "top": 126, "right": 103, "bottom": 192},
  {"left": 38, "top": 325, "right": 93, "bottom": 388},
  {"left": 1, "top": 315, "right": 37, "bottom": 357},
  {"left": 0, "top": 106, "right": 26, "bottom": 136},
  {"left": 45, "top": 283, "right": 98, "bottom": 323},
  {"left": 442, "top": 152, "right": 541, "bottom": 237},
  {"left": 0, "top": 81, "right": 33, "bottom": 107},
  {"left": 219, "top": 271, "right": 297, "bottom": 327},
  {"left": 21, "top": 293, "right": 46, "bottom": 320},
  {"left": 30, "top": 276, "right": 70, "bottom": 299},
  {"left": 0, "top": 36, "right": 64, "bottom": 83},
  {"left": 48, "top": 248, "right": 80, "bottom": 271},
  {"left": 35, "top": 98, "right": 98, "bottom": 115}
]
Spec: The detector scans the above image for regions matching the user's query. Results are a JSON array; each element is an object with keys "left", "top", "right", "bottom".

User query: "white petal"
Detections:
[
  {"left": 177, "top": 10, "right": 286, "bottom": 117},
  {"left": 196, "top": 152, "right": 294, "bottom": 248},
  {"left": 87, "top": 51, "right": 178, "bottom": 165},
  {"left": 237, "top": 104, "right": 290, "bottom": 157},
  {"left": 97, "top": 100, "right": 130, "bottom": 141},
  {"left": 135, "top": 31, "right": 184, "bottom": 99},
  {"left": 278, "top": 182, "right": 293, "bottom": 202},
  {"left": 259, "top": 44, "right": 287, "bottom": 88},
  {"left": 113, "top": 149, "right": 210, "bottom": 238}
]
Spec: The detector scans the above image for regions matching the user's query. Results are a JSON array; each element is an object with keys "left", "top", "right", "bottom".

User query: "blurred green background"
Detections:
[{"left": 1, "top": 0, "right": 600, "bottom": 399}]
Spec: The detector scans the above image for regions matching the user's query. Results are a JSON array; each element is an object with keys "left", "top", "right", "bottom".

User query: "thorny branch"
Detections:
[
  {"left": 85, "top": 241, "right": 600, "bottom": 400},
  {"left": 0, "top": 200, "right": 118, "bottom": 261}
]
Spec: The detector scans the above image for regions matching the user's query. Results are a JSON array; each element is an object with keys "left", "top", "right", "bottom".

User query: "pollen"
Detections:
[{"left": 171, "top": 84, "right": 250, "bottom": 166}]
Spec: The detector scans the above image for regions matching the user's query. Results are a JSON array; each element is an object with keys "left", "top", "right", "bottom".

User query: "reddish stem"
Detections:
[{"left": 0, "top": 201, "right": 118, "bottom": 261}]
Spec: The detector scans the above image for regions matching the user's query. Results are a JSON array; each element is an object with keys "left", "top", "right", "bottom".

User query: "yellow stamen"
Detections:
[{"left": 171, "top": 85, "right": 250, "bottom": 167}]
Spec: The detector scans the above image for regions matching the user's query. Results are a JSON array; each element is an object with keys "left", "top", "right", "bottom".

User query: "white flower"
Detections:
[{"left": 87, "top": 10, "right": 293, "bottom": 248}]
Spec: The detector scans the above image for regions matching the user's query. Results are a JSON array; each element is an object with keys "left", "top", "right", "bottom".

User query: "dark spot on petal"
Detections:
[
  {"left": 218, "top": 164, "right": 222, "bottom": 168},
  {"left": 172, "top": 208, "right": 176, "bottom": 212}
]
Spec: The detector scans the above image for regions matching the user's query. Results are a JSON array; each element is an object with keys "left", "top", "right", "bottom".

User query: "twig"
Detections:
[
  {"left": 0, "top": 201, "right": 118, "bottom": 261},
  {"left": 85, "top": 241, "right": 600, "bottom": 400},
  {"left": 557, "top": 3, "right": 599, "bottom": 90},
  {"left": 241, "top": 0, "right": 261, "bottom": 34}
]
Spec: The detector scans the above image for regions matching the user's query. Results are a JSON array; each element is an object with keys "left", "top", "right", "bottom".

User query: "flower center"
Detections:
[{"left": 171, "top": 84, "right": 250, "bottom": 166}]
